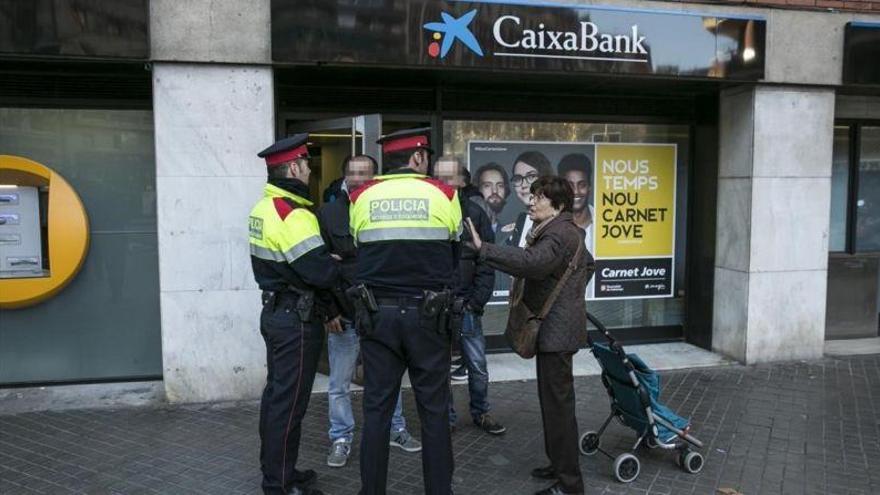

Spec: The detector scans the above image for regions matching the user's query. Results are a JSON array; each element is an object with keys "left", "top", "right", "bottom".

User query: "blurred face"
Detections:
[
  {"left": 564, "top": 170, "right": 590, "bottom": 213},
  {"left": 478, "top": 169, "right": 507, "bottom": 213},
  {"left": 345, "top": 158, "right": 374, "bottom": 190},
  {"left": 512, "top": 161, "right": 539, "bottom": 205},
  {"left": 528, "top": 192, "right": 557, "bottom": 223},
  {"left": 434, "top": 159, "right": 464, "bottom": 188}
]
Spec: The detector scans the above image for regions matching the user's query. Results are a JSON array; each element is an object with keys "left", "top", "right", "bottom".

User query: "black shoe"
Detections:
[
  {"left": 451, "top": 365, "right": 468, "bottom": 381},
  {"left": 475, "top": 413, "right": 506, "bottom": 435},
  {"left": 530, "top": 465, "right": 557, "bottom": 480},
  {"left": 535, "top": 482, "right": 581, "bottom": 495},
  {"left": 292, "top": 469, "right": 317, "bottom": 489}
]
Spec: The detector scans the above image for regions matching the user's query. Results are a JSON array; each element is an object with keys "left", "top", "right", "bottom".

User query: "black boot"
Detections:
[{"left": 292, "top": 469, "right": 317, "bottom": 489}]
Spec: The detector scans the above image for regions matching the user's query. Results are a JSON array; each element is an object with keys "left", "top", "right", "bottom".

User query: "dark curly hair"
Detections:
[{"left": 531, "top": 175, "right": 574, "bottom": 213}]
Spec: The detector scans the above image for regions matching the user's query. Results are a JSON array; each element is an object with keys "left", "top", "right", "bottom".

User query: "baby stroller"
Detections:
[{"left": 579, "top": 312, "right": 705, "bottom": 483}]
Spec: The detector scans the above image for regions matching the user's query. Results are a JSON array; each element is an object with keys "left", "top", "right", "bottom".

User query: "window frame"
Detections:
[{"left": 835, "top": 120, "right": 880, "bottom": 255}]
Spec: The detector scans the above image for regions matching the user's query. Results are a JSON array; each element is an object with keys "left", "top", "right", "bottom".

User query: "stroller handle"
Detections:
[{"left": 586, "top": 311, "right": 622, "bottom": 351}]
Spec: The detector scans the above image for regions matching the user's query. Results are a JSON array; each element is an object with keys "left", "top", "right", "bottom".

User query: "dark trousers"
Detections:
[
  {"left": 359, "top": 302, "right": 453, "bottom": 495},
  {"left": 536, "top": 351, "right": 584, "bottom": 494},
  {"left": 259, "top": 295, "right": 324, "bottom": 495}
]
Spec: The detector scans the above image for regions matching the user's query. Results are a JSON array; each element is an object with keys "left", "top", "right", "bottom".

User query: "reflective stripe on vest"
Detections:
[
  {"left": 357, "top": 226, "right": 451, "bottom": 243},
  {"left": 281, "top": 235, "right": 324, "bottom": 263},
  {"left": 250, "top": 244, "right": 286, "bottom": 262},
  {"left": 250, "top": 235, "right": 324, "bottom": 263}
]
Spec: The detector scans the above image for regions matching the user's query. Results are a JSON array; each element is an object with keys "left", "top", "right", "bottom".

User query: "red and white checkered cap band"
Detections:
[
  {"left": 382, "top": 135, "right": 430, "bottom": 153},
  {"left": 265, "top": 145, "right": 309, "bottom": 166}
]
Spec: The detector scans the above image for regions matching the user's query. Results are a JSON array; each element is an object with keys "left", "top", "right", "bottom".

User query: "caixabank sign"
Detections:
[{"left": 272, "top": 0, "right": 765, "bottom": 80}]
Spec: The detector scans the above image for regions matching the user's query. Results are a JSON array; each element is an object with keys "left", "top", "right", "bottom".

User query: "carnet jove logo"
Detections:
[{"left": 423, "top": 8, "right": 649, "bottom": 63}]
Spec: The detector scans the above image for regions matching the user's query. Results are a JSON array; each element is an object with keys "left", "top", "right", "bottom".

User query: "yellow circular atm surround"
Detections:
[{"left": 0, "top": 155, "right": 89, "bottom": 309}]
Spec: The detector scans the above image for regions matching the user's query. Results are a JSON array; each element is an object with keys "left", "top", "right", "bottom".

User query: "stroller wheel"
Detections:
[
  {"left": 678, "top": 449, "right": 704, "bottom": 474},
  {"left": 612, "top": 453, "right": 640, "bottom": 483},
  {"left": 644, "top": 436, "right": 658, "bottom": 449},
  {"left": 578, "top": 431, "right": 600, "bottom": 456}
]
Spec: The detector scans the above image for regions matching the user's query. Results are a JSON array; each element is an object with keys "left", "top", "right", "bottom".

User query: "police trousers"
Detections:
[
  {"left": 259, "top": 292, "right": 324, "bottom": 495},
  {"left": 359, "top": 300, "right": 454, "bottom": 495}
]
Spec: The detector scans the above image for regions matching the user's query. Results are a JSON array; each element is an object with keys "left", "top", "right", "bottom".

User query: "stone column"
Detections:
[
  {"left": 153, "top": 66, "right": 274, "bottom": 402},
  {"left": 713, "top": 86, "right": 834, "bottom": 364},
  {"left": 150, "top": 0, "right": 274, "bottom": 402}
]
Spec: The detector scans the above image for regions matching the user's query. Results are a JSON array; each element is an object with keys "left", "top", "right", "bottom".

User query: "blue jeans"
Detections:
[
  {"left": 328, "top": 324, "right": 406, "bottom": 443},
  {"left": 449, "top": 311, "right": 490, "bottom": 424}
]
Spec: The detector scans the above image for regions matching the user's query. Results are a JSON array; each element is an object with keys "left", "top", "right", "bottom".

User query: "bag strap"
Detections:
[{"left": 537, "top": 240, "right": 584, "bottom": 319}]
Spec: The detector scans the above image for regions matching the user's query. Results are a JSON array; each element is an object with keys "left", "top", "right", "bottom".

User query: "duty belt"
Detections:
[{"left": 375, "top": 295, "right": 424, "bottom": 307}]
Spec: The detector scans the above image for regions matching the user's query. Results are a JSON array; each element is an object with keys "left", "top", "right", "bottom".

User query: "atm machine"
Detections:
[{"left": 0, "top": 186, "right": 44, "bottom": 278}]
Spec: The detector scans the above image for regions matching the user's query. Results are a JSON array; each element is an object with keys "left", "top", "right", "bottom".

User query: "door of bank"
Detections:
[{"left": 283, "top": 114, "right": 383, "bottom": 204}]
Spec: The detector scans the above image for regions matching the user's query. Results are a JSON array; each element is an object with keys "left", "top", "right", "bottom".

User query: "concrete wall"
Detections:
[
  {"left": 150, "top": 0, "right": 271, "bottom": 64},
  {"left": 713, "top": 86, "right": 834, "bottom": 364},
  {"left": 153, "top": 64, "right": 274, "bottom": 402}
]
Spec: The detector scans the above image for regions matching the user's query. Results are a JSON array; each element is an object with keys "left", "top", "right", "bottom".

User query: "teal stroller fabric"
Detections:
[{"left": 591, "top": 343, "right": 690, "bottom": 443}]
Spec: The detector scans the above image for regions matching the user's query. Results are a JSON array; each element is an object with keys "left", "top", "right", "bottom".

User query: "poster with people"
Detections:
[
  {"left": 468, "top": 141, "right": 596, "bottom": 303},
  {"left": 467, "top": 140, "right": 676, "bottom": 302}
]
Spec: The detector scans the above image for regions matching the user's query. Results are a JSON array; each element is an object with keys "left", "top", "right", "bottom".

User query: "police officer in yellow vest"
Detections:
[
  {"left": 249, "top": 134, "right": 341, "bottom": 495},
  {"left": 348, "top": 128, "right": 463, "bottom": 495}
]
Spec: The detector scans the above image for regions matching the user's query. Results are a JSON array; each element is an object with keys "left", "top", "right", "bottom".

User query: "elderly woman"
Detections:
[{"left": 465, "top": 176, "right": 594, "bottom": 495}]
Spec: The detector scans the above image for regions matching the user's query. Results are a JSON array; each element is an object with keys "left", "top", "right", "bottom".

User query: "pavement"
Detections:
[{"left": 2, "top": 352, "right": 880, "bottom": 494}]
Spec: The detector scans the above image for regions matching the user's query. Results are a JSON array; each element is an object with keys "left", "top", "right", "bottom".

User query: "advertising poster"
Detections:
[
  {"left": 592, "top": 143, "right": 676, "bottom": 299},
  {"left": 467, "top": 140, "right": 676, "bottom": 302}
]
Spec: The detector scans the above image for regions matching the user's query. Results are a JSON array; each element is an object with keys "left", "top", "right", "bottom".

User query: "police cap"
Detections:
[
  {"left": 377, "top": 127, "right": 433, "bottom": 155},
  {"left": 258, "top": 133, "right": 310, "bottom": 167}
]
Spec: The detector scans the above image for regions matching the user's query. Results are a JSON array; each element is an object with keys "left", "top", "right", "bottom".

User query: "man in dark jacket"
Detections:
[
  {"left": 434, "top": 156, "right": 506, "bottom": 436},
  {"left": 316, "top": 155, "right": 421, "bottom": 469}
]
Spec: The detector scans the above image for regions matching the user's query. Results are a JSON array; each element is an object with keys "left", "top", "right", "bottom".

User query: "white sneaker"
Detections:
[
  {"left": 326, "top": 439, "right": 351, "bottom": 468},
  {"left": 389, "top": 429, "right": 422, "bottom": 453}
]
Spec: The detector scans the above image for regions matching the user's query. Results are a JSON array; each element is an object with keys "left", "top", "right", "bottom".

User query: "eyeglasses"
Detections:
[{"left": 511, "top": 172, "right": 539, "bottom": 186}]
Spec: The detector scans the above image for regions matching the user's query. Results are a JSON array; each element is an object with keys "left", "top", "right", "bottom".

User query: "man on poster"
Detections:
[{"left": 558, "top": 153, "right": 595, "bottom": 297}]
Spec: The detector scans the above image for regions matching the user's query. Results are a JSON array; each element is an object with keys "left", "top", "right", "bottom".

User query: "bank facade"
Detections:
[{"left": 0, "top": 0, "right": 878, "bottom": 403}]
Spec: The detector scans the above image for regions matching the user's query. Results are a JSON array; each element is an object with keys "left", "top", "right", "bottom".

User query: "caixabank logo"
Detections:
[
  {"left": 424, "top": 7, "right": 650, "bottom": 64},
  {"left": 423, "top": 10, "right": 484, "bottom": 59}
]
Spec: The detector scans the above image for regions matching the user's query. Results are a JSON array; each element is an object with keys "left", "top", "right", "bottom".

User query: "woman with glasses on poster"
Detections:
[{"left": 502, "top": 151, "right": 555, "bottom": 248}]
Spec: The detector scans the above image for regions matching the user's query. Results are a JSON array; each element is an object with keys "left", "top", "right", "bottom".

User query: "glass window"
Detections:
[
  {"left": 0, "top": 108, "right": 161, "bottom": 384},
  {"left": 444, "top": 120, "right": 689, "bottom": 334},
  {"left": 829, "top": 126, "right": 850, "bottom": 252},
  {"left": 856, "top": 126, "right": 880, "bottom": 252}
]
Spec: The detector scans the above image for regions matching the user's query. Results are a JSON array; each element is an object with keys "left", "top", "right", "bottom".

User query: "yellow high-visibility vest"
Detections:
[
  {"left": 349, "top": 172, "right": 462, "bottom": 244},
  {"left": 249, "top": 183, "right": 324, "bottom": 264}
]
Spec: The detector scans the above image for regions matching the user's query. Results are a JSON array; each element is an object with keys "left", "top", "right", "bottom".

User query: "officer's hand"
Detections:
[
  {"left": 465, "top": 218, "right": 482, "bottom": 251},
  {"left": 325, "top": 316, "right": 343, "bottom": 334}
]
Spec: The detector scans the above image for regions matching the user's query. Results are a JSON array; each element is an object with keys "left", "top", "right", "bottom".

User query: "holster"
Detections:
[
  {"left": 345, "top": 284, "right": 378, "bottom": 336},
  {"left": 446, "top": 297, "right": 466, "bottom": 338},
  {"left": 421, "top": 289, "right": 454, "bottom": 335},
  {"left": 288, "top": 285, "right": 315, "bottom": 322}
]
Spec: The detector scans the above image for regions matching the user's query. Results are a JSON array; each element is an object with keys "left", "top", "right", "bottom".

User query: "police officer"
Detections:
[
  {"left": 349, "top": 128, "right": 462, "bottom": 495},
  {"left": 249, "top": 134, "right": 341, "bottom": 495}
]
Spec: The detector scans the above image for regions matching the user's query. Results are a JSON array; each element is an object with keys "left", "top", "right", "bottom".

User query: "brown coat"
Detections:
[{"left": 479, "top": 212, "right": 594, "bottom": 353}]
